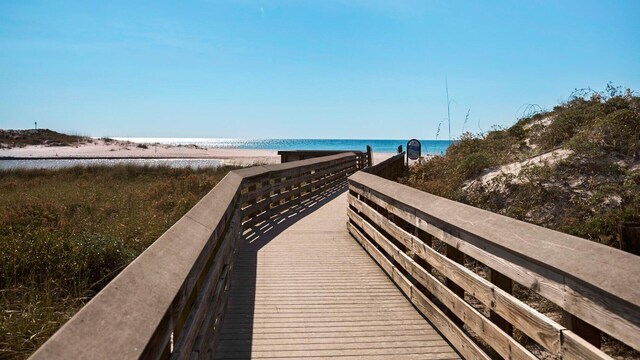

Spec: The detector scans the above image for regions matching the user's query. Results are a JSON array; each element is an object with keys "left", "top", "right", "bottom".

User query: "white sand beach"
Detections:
[{"left": 1, "top": 139, "right": 395, "bottom": 166}]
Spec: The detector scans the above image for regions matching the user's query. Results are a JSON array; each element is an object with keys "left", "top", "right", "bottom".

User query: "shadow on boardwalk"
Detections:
[{"left": 217, "top": 180, "right": 348, "bottom": 357}]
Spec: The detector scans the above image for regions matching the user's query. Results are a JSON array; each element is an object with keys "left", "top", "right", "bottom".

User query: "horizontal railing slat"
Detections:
[
  {"left": 348, "top": 171, "right": 639, "bottom": 352},
  {"left": 347, "top": 170, "right": 639, "bottom": 358},
  {"left": 349, "top": 171, "right": 640, "bottom": 309},
  {"left": 561, "top": 330, "right": 612, "bottom": 360},
  {"left": 346, "top": 221, "right": 491, "bottom": 360},
  {"left": 242, "top": 158, "right": 355, "bottom": 202},
  {"left": 347, "top": 193, "right": 564, "bottom": 354},
  {"left": 241, "top": 162, "right": 355, "bottom": 216},
  {"left": 243, "top": 165, "right": 354, "bottom": 229},
  {"left": 347, "top": 207, "right": 537, "bottom": 360}
]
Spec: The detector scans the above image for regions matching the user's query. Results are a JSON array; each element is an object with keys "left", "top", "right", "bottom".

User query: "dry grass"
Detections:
[{"left": 0, "top": 164, "right": 236, "bottom": 359}]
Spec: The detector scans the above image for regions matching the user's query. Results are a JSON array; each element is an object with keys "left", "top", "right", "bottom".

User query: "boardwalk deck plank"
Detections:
[{"left": 215, "top": 188, "right": 460, "bottom": 359}]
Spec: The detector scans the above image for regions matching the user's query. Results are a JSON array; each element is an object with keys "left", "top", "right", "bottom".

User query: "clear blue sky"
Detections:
[{"left": 1, "top": 1, "right": 638, "bottom": 139}]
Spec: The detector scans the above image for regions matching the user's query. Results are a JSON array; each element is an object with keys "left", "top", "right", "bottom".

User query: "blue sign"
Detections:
[{"left": 407, "top": 139, "right": 421, "bottom": 160}]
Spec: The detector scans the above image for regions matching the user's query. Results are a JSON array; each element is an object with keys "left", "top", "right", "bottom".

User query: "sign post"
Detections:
[{"left": 407, "top": 139, "right": 421, "bottom": 165}]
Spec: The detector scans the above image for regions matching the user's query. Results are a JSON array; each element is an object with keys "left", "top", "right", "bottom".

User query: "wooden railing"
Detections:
[
  {"left": 362, "top": 151, "right": 405, "bottom": 180},
  {"left": 278, "top": 147, "right": 371, "bottom": 169},
  {"left": 347, "top": 171, "right": 640, "bottom": 359},
  {"left": 30, "top": 152, "right": 360, "bottom": 360}
]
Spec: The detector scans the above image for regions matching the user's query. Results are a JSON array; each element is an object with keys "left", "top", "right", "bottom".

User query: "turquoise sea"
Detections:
[{"left": 114, "top": 138, "right": 454, "bottom": 155}]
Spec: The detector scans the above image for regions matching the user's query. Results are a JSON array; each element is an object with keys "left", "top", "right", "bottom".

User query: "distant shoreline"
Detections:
[
  {"left": 0, "top": 156, "right": 238, "bottom": 160},
  {"left": 0, "top": 142, "right": 396, "bottom": 166},
  {"left": 1, "top": 130, "right": 411, "bottom": 166}
]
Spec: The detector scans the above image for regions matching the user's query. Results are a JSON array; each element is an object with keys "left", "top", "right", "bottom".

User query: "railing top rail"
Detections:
[
  {"left": 277, "top": 149, "right": 365, "bottom": 154},
  {"left": 349, "top": 170, "right": 640, "bottom": 310},
  {"left": 235, "top": 152, "right": 357, "bottom": 180}
]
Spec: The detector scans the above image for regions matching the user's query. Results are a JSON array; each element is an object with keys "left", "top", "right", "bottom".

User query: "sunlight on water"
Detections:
[{"left": 111, "top": 138, "right": 453, "bottom": 154}]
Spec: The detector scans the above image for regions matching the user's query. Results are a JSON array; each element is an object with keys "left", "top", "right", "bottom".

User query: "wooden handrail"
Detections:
[
  {"left": 30, "top": 152, "right": 360, "bottom": 360},
  {"left": 278, "top": 149, "right": 369, "bottom": 169},
  {"left": 362, "top": 151, "right": 405, "bottom": 180},
  {"left": 347, "top": 170, "right": 640, "bottom": 359}
]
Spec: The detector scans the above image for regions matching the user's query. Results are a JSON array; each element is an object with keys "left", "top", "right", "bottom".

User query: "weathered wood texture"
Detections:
[
  {"left": 362, "top": 151, "right": 405, "bottom": 180},
  {"left": 31, "top": 153, "right": 360, "bottom": 360},
  {"left": 216, "top": 188, "right": 461, "bottom": 359},
  {"left": 348, "top": 171, "right": 640, "bottom": 359}
]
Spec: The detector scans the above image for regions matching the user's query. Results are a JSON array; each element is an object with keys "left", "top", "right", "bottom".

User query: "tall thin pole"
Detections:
[{"left": 446, "top": 79, "right": 451, "bottom": 141}]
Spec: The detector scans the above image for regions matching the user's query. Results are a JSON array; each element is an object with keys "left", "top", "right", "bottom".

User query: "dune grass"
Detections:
[
  {"left": 404, "top": 86, "right": 640, "bottom": 245},
  {"left": 0, "top": 164, "right": 236, "bottom": 359},
  {"left": 402, "top": 86, "right": 639, "bottom": 358}
]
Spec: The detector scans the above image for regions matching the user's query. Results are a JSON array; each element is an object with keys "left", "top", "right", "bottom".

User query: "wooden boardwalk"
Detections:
[
  {"left": 215, "top": 182, "right": 460, "bottom": 359},
  {"left": 30, "top": 153, "right": 640, "bottom": 359}
]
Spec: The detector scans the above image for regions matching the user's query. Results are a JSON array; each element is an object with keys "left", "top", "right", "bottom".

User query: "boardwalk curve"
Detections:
[{"left": 216, "top": 182, "right": 460, "bottom": 359}]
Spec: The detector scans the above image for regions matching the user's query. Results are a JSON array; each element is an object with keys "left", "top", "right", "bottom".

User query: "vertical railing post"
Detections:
[
  {"left": 445, "top": 244, "right": 464, "bottom": 326},
  {"left": 562, "top": 311, "right": 602, "bottom": 348},
  {"left": 415, "top": 228, "right": 432, "bottom": 273},
  {"left": 366, "top": 145, "right": 373, "bottom": 167},
  {"left": 619, "top": 222, "right": 640, "bottom": 255},
  {"left": 489, "top": 269, "right": 513, "bottom": 335},
  {"left": 446, "top": 244, "right": 464, "bottom": 326}
]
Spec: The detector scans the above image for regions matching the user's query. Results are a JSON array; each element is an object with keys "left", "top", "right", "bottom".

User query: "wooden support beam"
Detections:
[
  {"left": 619, "top": 222, "right": 640, "bottom": 255},
  {"left": 446, "top": 244, "right": 465, "bottom": 326},
  {"left": 563, "top": 311, "right": 602, "bottom": 349},
  {"left": 415, "top": 228, "right": 432, "bottom": 273},
  {"left": 489, "top": 269, "right": 513, "bottom": 336}
]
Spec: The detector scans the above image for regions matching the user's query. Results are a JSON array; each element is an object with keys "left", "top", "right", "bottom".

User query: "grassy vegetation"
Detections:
[
  {"left": 0, "top": 165, "right": 236, "bottom": 359},
  {"left": 402, "top": 85, "right": 639, "bottom": 358},
  {"left": 404, "top": 85, "right": 640, "bottom": 245},
  {"left": 0, "top": 129, "right": 92, "bottom": 148}
]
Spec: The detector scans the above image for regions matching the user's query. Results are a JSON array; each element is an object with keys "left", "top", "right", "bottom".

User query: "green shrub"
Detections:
[
  {"left": 593, "top": 109, "right": 640, "bottom": 156},
  {"left": 535, "top": 97, "right": 605, "bottom": 149},
  {"left": 456, "top": 152, "right": 492, "bottom": 180}
]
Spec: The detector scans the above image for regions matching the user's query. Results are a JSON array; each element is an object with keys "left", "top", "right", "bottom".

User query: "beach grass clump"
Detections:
[{"left": 0, "top": 164, "right": 236, "bottom": 359}]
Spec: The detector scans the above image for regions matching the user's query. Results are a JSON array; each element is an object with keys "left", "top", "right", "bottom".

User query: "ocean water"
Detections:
[
  {"left": 113, "top": 138, "right": 453, "bottom": 155},
  {"left": 1, "top": 139, "right": 453, "bottom": 170}
]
